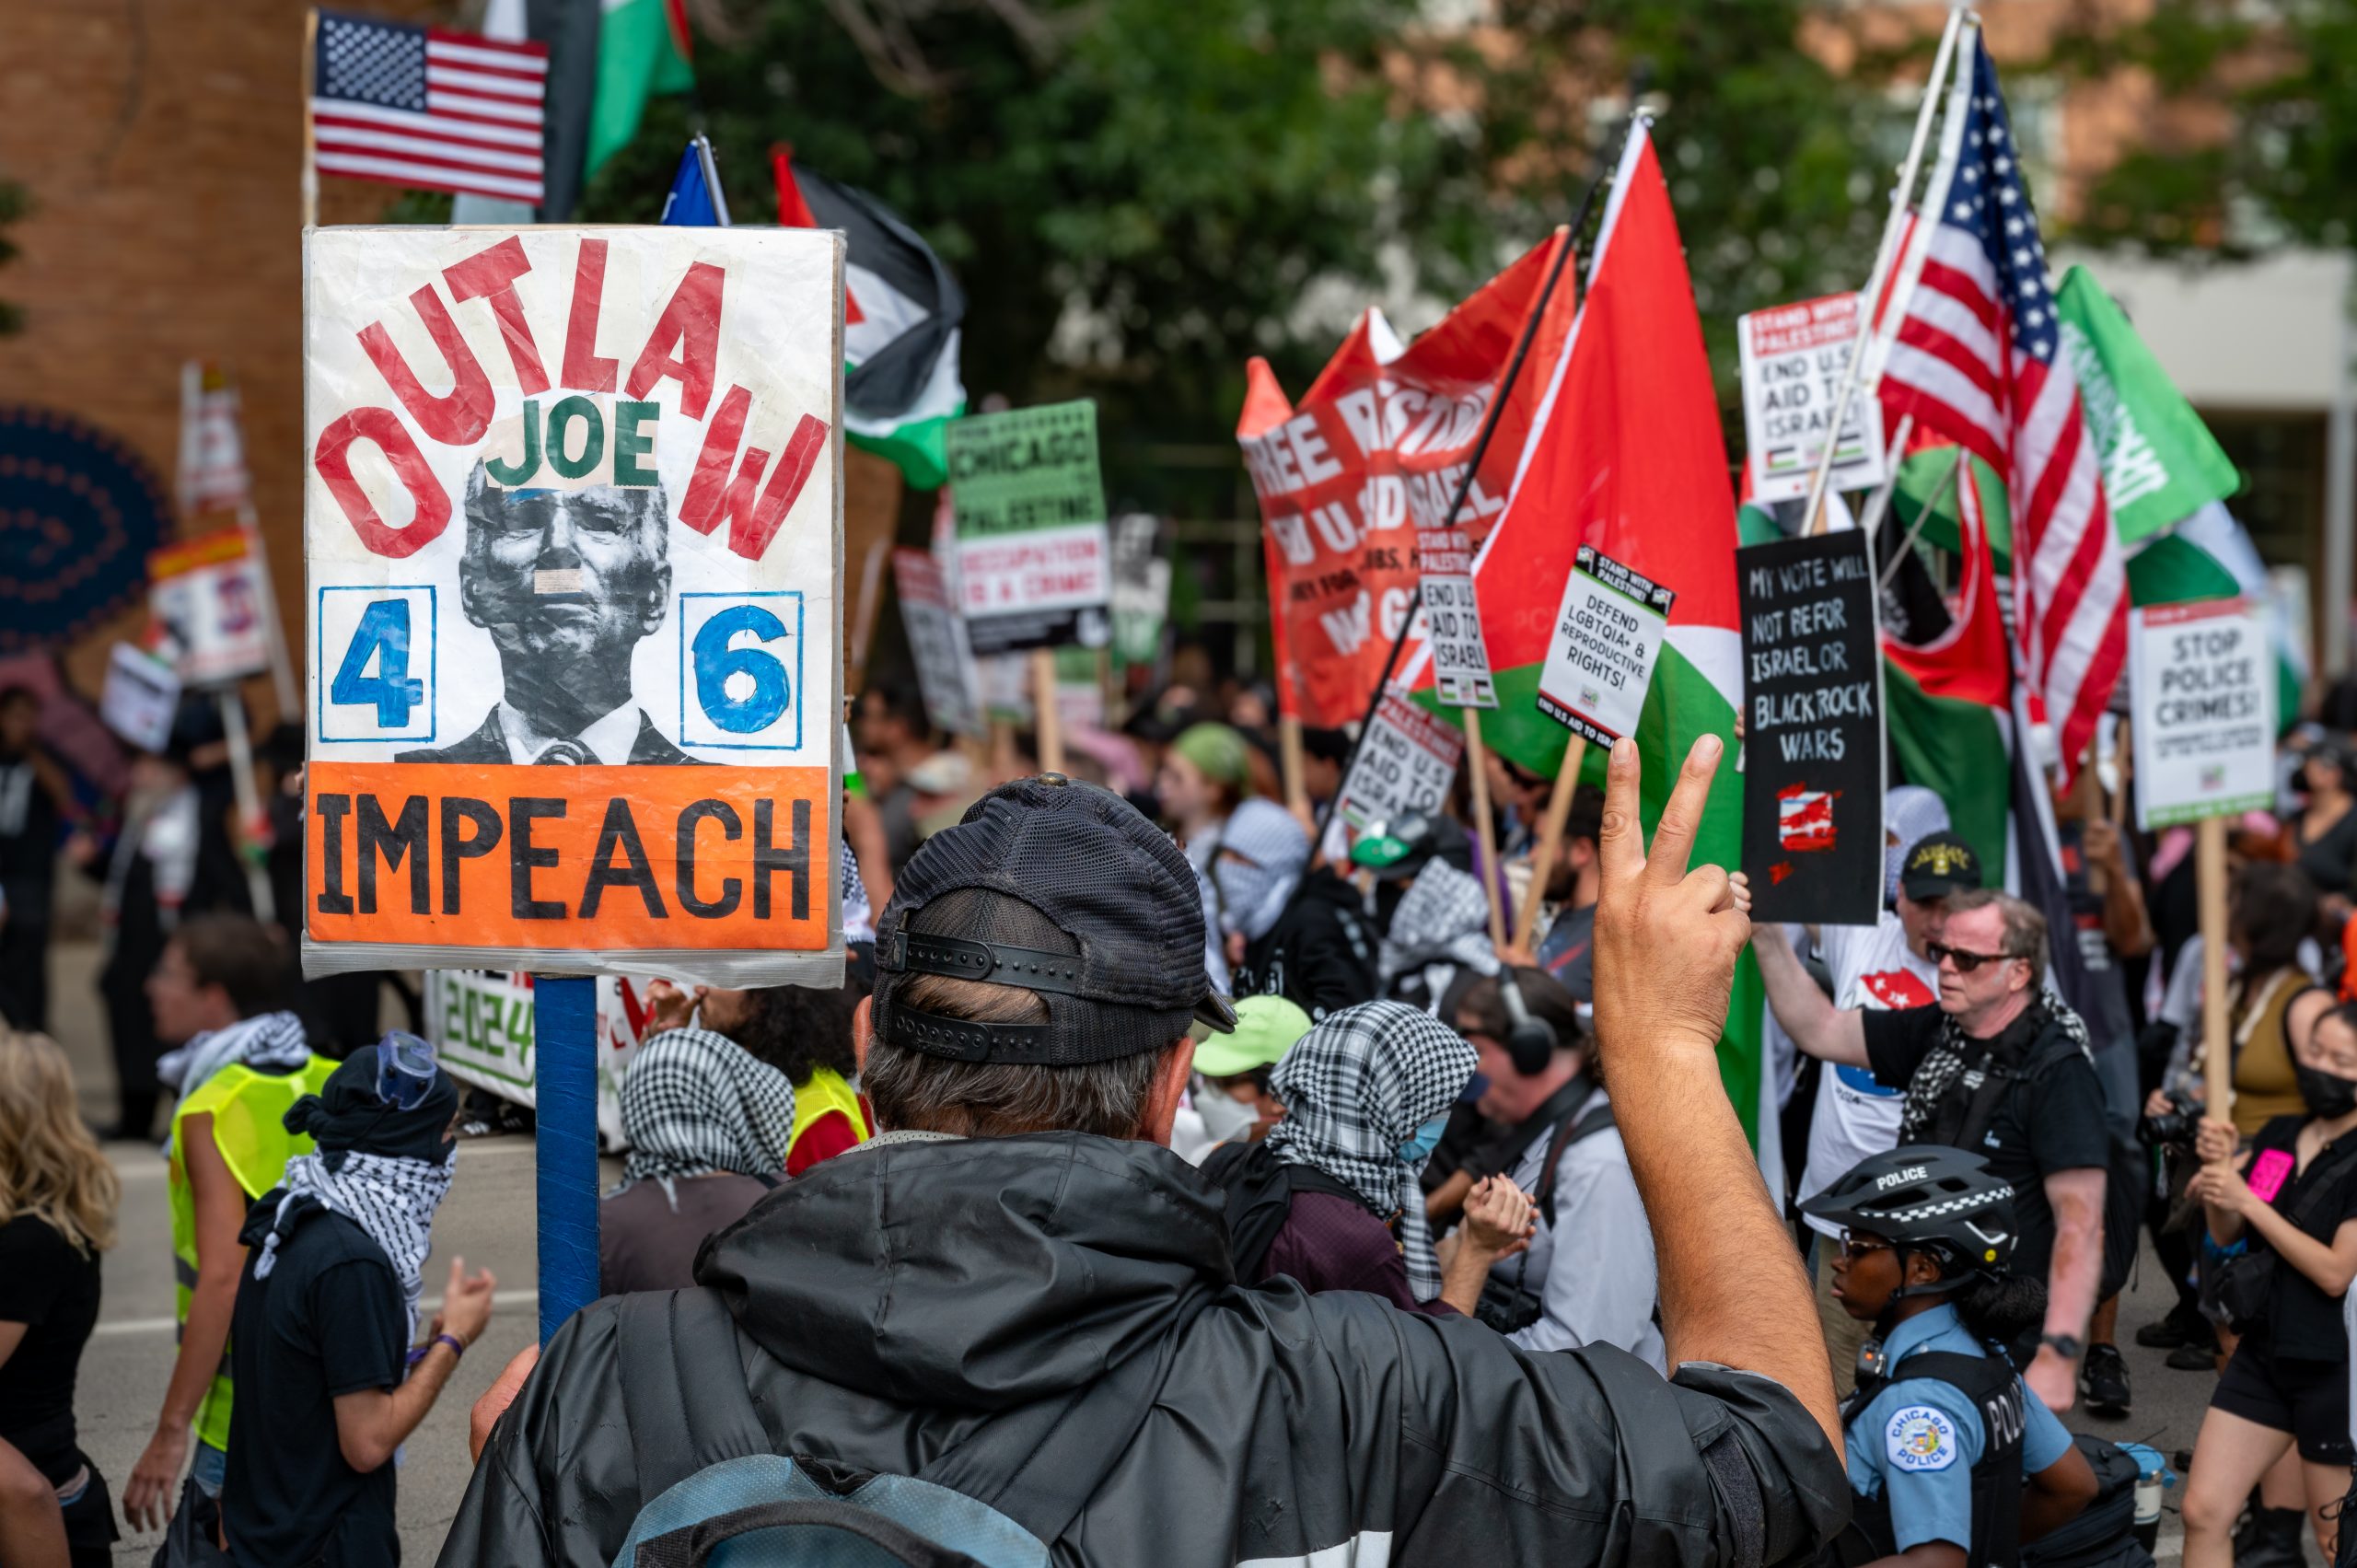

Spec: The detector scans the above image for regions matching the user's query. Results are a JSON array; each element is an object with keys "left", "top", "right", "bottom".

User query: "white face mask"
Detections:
[{"left": 1192, "top": 1081, "right": 1260, "bottom": 1145}]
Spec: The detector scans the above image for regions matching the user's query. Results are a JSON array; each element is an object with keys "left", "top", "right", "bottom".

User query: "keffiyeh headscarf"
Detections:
[
  {"left": 157, "top": 1009, "right": 311, "bottom": 1158},
  {"left": 1886, "top": 787, "right": 1953, "bottom": 905},
  {"left": 1264, "top": 1001, "right": 1478, "bottom": 1302},
  {"left": 252, "top": 1044, "right": 461, "bottom": 1337},
  {"left": 1897, "top": 994, "right": 2090, "bottom": 1146},
  {"left": 618, "top": 1026, "right": 797, "bottom": 1206},
  {"left": 1377, "top": 857, "right": 1497, "bottom": 986},
  {"left": 1213, "top": 800, "right": 1311, "bottom": 941}
]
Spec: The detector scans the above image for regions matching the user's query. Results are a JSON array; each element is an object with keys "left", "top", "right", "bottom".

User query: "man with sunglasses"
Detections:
[{"left": 1755, "top": 885, "right": 2110, "bottom": 1416}]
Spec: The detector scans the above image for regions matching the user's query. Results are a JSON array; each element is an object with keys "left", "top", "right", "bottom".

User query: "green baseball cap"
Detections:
[{"left": 1191, "top": 994, "right": 1313, "bottom": 1077}]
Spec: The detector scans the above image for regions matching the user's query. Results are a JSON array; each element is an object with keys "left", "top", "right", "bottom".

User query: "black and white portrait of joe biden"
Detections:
[{"left": 397, "top": 460, "right": 696, "bottom": 765}]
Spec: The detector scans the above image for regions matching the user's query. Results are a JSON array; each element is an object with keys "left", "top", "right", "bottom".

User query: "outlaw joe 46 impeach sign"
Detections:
[{"left": 302, "top": 226, "right": 846, "bottom": 986}]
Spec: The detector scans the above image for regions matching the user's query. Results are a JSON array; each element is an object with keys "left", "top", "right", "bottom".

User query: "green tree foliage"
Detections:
[
  {"left": 584, "top": 1, "right": 1908, "bottom": 490},
  {"left": 2049, "top": 0, "right": 2357, "bottom": 252}
]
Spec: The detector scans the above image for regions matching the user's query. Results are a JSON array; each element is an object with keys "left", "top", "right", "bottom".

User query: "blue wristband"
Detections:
[{"left": 406, "top": 1332, "right": 466, "bottom": 1368}]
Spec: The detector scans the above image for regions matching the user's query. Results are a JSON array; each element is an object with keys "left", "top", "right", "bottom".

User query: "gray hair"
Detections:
[
  {"left": 1944, "top": 886, "right": 2048, "bottom": 989},
  {"left": 862, "top": 969, "right": 1175, "bottom": 1139}
]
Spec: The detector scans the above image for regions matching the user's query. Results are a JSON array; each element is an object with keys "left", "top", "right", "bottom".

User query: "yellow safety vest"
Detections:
[
  {"left": 789, "top": 1066, "right": 870, "bottom": 1164},
  {"left": 168, "top": 1056, "right": 337, "bottom": 1451}
]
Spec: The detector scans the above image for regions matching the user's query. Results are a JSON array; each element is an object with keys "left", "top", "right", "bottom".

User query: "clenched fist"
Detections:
[{"left": 1590, "top": 736, "right": 1747, "bottom": 1069}]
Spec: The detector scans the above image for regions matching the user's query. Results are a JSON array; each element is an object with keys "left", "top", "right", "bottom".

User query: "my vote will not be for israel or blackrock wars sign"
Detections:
[{"left": 302, "top": 226, "right": 847, "bottom": 988}]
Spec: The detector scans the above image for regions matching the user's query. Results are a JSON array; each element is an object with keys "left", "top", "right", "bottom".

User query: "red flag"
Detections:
[{"left": 1235, "top": 235, "right": 1577, "bottom": 727}]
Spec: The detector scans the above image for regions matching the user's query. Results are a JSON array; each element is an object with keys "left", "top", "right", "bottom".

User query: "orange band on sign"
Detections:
[{"left": 306, "top": 763, "right": 832, "bottom": 952}]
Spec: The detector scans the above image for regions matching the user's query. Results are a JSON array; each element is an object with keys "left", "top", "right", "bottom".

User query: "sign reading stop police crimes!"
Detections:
[
  {"left": 1537, "top": 545, "right": 1673, "bottom": 747},
  {"left": 1736, "top": 530, "right": 1885, "bottom": 924},
  {"left": 302, "top": 226, "right": 846, "bottom": 986},
  {"left": 946, "top": 401, "right": 1111, "bottom": 656},
  {"left": 2130, "top": 597, "right": 2276, "bottom": 829}
]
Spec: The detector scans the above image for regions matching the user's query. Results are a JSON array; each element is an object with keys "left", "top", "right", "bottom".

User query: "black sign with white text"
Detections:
[{"left": 1737, "top": 529, "right": 1884, "bottom": 926}]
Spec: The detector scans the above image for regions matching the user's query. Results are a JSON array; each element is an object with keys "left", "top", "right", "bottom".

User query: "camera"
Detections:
[{"left": 2142, "top": 1089, "right": 2204, "bottom": 1148}]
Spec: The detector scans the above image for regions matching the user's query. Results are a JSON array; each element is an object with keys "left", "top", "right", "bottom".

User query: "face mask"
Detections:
[
  {"left": 1398, "top": 1113, "right": 1447, "bottom": 1167},
  {"left": 2297, "top": 1063, "right": 2357, "bottom": 1120},
  {"left": 1193, "top": 1083, "right": 1260, "bottom": 1145}
]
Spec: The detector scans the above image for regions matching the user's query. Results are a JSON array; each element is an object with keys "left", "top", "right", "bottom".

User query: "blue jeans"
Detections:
[{"left": 192, "top": 1441, "right": 226, "bottom": 1499}]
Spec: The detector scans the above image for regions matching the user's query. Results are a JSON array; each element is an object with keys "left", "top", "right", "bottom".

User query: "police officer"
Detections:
[{"left": 1804, "top": 1147, "right": 2101, "bottom": 1568}]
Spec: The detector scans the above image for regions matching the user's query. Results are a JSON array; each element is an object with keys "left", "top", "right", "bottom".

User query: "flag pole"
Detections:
[
  {"left": 1800, "top": 4, "right": 1970, "bottom": 536},
  {"left": 1463, "top": 709, "right": 1509, "bottom": 947},
  {"left": 1875, "top": 443, "right": 1968, "bottom": 591},
  {"left": 301, "top": 9, "right": 320, "bottom": 231},
  {"left": 1854, "top": 412, "right": 1915, "bottom": 542},
  {"left": 1279, "top": 714, "right": 1311, "bottom": 826},
  {"left": 1511, "top": 737, "right": 1587, "bottom": 953},
  {"left": 1031, "top": 647, "right": 1063, "bottom": 774}
]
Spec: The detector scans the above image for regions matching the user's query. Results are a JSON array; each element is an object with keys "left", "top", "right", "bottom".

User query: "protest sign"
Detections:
[
  {"left": 1536, "top": 545, "right": 1674, "bottom": 748},
  {"left": 149, "top": 528, "right": 272, "bottom": 686},
  {"left": 301, "top": 226, "right": 845, "bottom": 985},
  {"left": 425, "top": 969, "right": 656, "bottom": 1148},
  {"left": 1735, "top": 530, "right": 1885, "bottom": 924},
  {"left": 945, "top": 401, "right": 1110, "bottom": 656},
  {"left": 101, "top": 642, "right": 180, "bottom": 752},
  {"left": 1236, "top": 233, "right": 1580, "bottom": 728},
  {"left": 1336, "top": 686, "right": 1465, "bottom": 830},
  {"left": 890, "top": 547, "right": 983, "bottom": 737},
  {"left": 1109, "top": 512, "right": 1171, "bottom": 669},
  {"left": 1737, "top": 294, "right": 1887, "bottom": 505},
  {"left": 2129, "top": 598, "right": 2276, "bottom": 828},
  {"left": 1419, "top": 524, "right": 1495, "bottom": 708}
]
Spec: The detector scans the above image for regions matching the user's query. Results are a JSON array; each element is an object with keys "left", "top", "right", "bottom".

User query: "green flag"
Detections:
[
  {"left": 2054, "top": 266, "right": 2242, "bottom": 543},
  {"left": 586, "top": 0, "right": 695, "bottom": 184}
]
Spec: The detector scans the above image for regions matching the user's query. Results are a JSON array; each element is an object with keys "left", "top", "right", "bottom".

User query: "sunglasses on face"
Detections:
[
  {"left": 1838, "top": 1235, "right": 1894, "bottom": 1262},
  {"left": 1925, "top": 940, "right": 2021, "bottom": 974}
]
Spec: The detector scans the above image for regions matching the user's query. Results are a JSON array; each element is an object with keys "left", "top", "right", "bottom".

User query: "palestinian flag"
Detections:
[
  {"left": 1405, "top": 125, "right": 1759, "bottom": 1137},
  {"left": 586, "top": 0, "right": 694, "bottom": 185},
  {"left": 775, "top": 150, "right": 967, "bottom": 490}
]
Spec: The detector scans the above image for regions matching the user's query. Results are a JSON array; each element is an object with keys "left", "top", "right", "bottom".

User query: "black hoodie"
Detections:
[
  {"left": 438, "top": 1132, "right": 1847, "bottom": 1567},
  {"left": 1233, "top": 866, "right": 1379, "bottom": 1022}
]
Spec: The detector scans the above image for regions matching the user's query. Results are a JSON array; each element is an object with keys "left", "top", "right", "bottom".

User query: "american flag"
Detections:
[
  {"left": 1878, "top": 36, "right": 2125, "bottom": 783},
  {"left": 309, "top": 11, "right": 548, "bottom": 204}
]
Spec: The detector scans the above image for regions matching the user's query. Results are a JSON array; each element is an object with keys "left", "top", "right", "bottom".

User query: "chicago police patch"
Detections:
[{"left": 1886, "top": 1405, "right": 1958, "bottom": 1472}]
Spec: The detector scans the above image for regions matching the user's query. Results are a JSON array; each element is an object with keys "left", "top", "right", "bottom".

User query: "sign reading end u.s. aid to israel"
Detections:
[{"left": 302, "top": 226, "right": 846, "bottom": 988}]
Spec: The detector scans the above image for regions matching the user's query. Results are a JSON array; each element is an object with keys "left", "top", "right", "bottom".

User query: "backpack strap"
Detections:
[
  {"left": 615, "top": 1288, "right": 773, "bottom": 1504},
  {"left": 917, "top": 1289, "right": 1213, "bottom": 1551},
  {"left": 1535, "top": 1093, "right": 1616, "bottom": 1229},
  {"left": 635, "top": 1500, "right": 988, "bottom": 1568}
]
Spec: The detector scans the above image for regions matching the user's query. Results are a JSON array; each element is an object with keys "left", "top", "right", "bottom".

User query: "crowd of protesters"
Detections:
[{"left": 2, "top": 662, "right": 2357, "bottom": 1567}]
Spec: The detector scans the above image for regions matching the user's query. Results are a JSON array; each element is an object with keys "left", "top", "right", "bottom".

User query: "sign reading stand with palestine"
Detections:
[
  {"left": 946, "top": 400, "right": 1111, "bottom": 656},
  {"left": 1737, "top": 294, "right": 1887, "bottom": 505},
  {"left": 1537, "top": 545, "right": 1673, "bottom": 747},
  {"left": 1419, "top": 523, "right": 1496, "bottom": 708},
  {"left": 301, "top": 226, "right": 847, "bottom": 988},
  {"left": 1736, "top": 530, "right": 1885, "bottom": 924},
  {"left": 1337, "top": 686, "right": 1465, "bottom": 831},
  {"left": 2130, "top": 598, "right": 2276, "bottom": 828}
]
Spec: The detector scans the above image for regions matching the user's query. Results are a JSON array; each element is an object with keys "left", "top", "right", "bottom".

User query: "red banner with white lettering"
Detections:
[{"left": 1235, "top": 235, "right": 1577, "bottom": 727}]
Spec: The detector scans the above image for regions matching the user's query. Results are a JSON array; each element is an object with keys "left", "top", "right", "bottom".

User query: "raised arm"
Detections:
[
  {"left": 1593, "top": 735, "right": 1841, "bottom": 1456},
  {"left": 1749, "top": 923, "right": 1870, "bottom": 1068}
]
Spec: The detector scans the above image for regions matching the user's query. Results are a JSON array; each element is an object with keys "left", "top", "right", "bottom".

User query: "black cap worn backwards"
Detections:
[
  {"left": 1899, "top": 829, "right": 1983, "bottom": 902},
  {"left": 872, "top": 773, "right": 1237, "bottom": 1066}
]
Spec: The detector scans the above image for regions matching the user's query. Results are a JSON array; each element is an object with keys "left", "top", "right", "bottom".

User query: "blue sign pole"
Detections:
[{"left": 534, "top": 975, "right": 599, "bottom": 1343}]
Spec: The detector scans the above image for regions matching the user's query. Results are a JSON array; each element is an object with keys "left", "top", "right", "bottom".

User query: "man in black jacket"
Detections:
[
  {"left": 1230, "top": 862, "right": 1379, "bottom": 1021},
  {"left": 440, "top": 738, "right": 1848, "bottom": 1568}
]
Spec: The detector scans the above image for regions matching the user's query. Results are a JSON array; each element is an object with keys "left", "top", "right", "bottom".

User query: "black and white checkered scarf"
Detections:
[
  {"left": 618, "top": 1026, "right": 797, "bottom": 1205},
  {"left": 1264, "top": 1001, "right": 1478, "bottom": 1302},
  {"left": 1377, "top": 857, "right": 1498, "bottom": 987},
  {"left": 255, "top": 1147, "right": 457, "bottom": 1338},
  {"left": 1897, "top": 993, "right": 2088, "bottom": 1144}
]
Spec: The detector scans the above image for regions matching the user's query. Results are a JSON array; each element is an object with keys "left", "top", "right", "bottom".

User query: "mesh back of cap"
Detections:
[{"left": 907, "top": 887, "right": 1077, "bottom": 958}]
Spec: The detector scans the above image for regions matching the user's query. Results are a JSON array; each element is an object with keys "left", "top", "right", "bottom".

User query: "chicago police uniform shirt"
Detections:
[{"left": 1846, "top": 1304, "right": 2076, "bottom": 1551}]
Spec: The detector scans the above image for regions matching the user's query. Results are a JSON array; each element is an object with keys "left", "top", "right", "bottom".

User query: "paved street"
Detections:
[{"left": 40, "top": 939, "right": 2284, "bottom": 1564}]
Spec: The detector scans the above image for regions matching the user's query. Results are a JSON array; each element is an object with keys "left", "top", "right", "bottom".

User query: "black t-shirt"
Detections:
[
  {"left": 1861, "top": 1003, "right": 2112, "bottom": 1280},
  {"left": 2247, "top": 1115, "right": 2357, "bottom": 1361},
  {"left": 0, "top": 1214, "right": 101, "bottom": 1482},
  {"left": 223, "top": 1207, "right": 409, "bottom": 1568}
]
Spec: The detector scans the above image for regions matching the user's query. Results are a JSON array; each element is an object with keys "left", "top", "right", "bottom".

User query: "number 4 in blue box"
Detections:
[{"left": 317, "top": 586, "right": 437, "bottom": 744}]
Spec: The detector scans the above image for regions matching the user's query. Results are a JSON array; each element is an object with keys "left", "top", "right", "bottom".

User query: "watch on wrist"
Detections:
[{"left": 2040, "top": 1333, "right": 2084, "bottom": 1361}]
